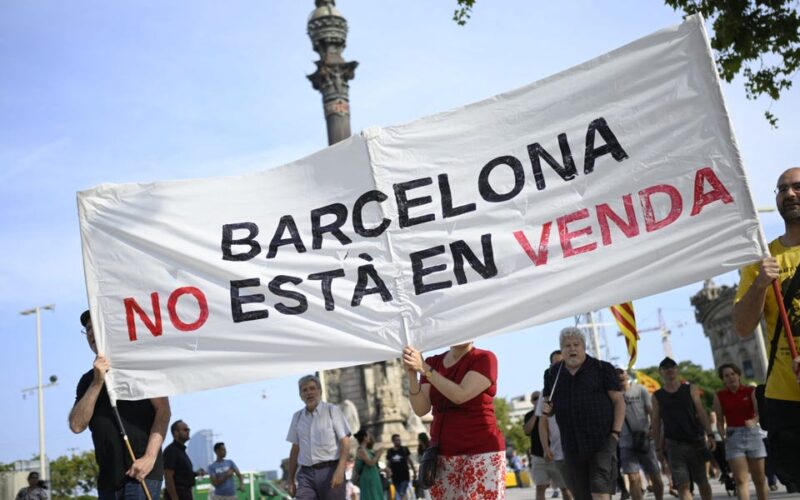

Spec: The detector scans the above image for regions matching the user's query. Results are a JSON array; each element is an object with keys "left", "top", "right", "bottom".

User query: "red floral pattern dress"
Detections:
[{"left": 430, "top": 450, "right": 506, "bottom": 499}]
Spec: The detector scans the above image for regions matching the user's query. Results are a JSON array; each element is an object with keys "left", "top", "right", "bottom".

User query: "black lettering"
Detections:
[
  {"left": 394, "top": 178, "right": 435, "bottom": 228},
  {"left": 230, "top": 278, "right": 269, "bottom": 323},
  {"left": 266, "top": 215, "right": 307, "bottom": 259},
  {"left": 438, "top": 173, "right": 476, "bottom": 219},
  {"left": 307, "top": 269, "right": 346, "bottom": 311},
  {"left": 310, "top": 203, "right": 352, "bottom": 250},
  {"left": 584, "top": 117, "right": 629, "bottom": 174},
  {"left": 351, "top": 262, "right": 393, "bottom": 306},
  {"left": 352, "top": 190, "right": 391, "bottom": 238},
  {"left": 450, "top": 234, "right": 497, "bottom": 285},
  {"left": 268, "top": 275, "right": 308, "bottom": 315},
  {"left": 410, "top": 246, "right": 452, "bottom": 295},
  {"left": 478, "top": 156, "right": 525, "bottom": 202},
  {"left": 527, "top": 133, "right": 577, "bottom": 190},
  {"left": 221, "top": 222, "right": 261, "bottom": 261}
]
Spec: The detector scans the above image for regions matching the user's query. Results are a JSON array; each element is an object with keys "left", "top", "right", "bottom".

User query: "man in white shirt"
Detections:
[{"left": 286, "top": 374, "right": 351, "bottom": 499}]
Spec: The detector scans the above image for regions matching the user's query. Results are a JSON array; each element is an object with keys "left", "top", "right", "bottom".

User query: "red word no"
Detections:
[{"left": 123, "top": 286, "right": 209, "bottom": 342}]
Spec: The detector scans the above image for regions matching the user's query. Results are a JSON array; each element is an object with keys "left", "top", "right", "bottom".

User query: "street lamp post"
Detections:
[{"left": 20, "top": 304, "right": 55, "bottom": 479}]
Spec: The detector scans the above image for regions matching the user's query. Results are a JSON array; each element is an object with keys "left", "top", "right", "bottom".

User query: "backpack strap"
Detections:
[{"left": 766, "top": 266, "right": 800, "bottom": 380}]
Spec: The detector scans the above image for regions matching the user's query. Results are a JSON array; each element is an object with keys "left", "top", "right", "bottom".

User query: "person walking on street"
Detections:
[
  {"left": 652, "top": 357, "right": 715, "bottom": 500},
  {"left": 285, "top": 374, "right": 351, "bottom": 500},
  {"left": 354, "top": 429, "right": 384, "bottom": 500},
  {"left": 386, "top": 433, "right": 416, "bottom": 500},
  {"left": 542, "top": 327, "right": 625, "bottom": 500},
  {"left": 713, "top": 363, "right": 769, "bottom": 500},
  {"left": 403, "top": 342, "right": 506, "bottom": 498},
  {"left": 616, "top": 367, "right": 664, "bottom": 500}
]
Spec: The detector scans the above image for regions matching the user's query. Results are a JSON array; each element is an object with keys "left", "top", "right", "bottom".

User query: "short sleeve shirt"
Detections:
[
  {"left": 208, "top": 459, "right": 238, "bottom": 496},
  {"left": 16, "top": 487, "right": 48, "bottom": 500},
  {"left": 421, "top": 348, "right": 505, "bottom": 456},
  {"left": 534, "top": 395, "right": 564, "bottom": 460},
  {"left": 386, "top": 446, "right": 411, "bottom": 485},
  {"left": 286, "top": 401, "right": 351, "bottom": 466},
  {"left": 163, "top": 441, "right": 195, "bottom": 487},
  {"left": 620, "top": 383, "right": 651, "bottom": 448},
  {"left": 735, "top": 238, "right": 800, "bottom": 402},
  {"left": 543, "top": 356, "right": 620, "bottom": 459},
  {"left": 74, "top": 369, "right": 163, "bottom": 491}
]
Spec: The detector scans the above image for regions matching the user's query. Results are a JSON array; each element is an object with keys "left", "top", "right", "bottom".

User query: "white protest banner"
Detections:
[{"left": 79, "top": 15, "right": 764, "bottom": 400}]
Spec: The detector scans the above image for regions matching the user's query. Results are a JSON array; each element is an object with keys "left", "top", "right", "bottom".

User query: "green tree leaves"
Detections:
[
  {"left": 494, "top": 397, "right": 530, "bottom": 454},
  {"left": 453, "top": 0, "right": 799, "bottom": 126},
  {"left": 49, "top": 451, "right": 98, "bottom": 500}
]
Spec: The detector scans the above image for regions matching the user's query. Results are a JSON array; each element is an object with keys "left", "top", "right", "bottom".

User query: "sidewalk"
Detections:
[{"left": 505, "top": 478, "right": 800, "bottom": 500}]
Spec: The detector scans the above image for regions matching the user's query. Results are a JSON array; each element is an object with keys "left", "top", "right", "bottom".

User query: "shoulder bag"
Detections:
[{"left": 418, "top": 401, "right": 450, "bottom": 490}]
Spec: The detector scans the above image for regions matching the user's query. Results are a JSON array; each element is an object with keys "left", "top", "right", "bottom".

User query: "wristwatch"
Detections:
[{"left": 423, "top": 368, "right": 433, "bottom": 379}]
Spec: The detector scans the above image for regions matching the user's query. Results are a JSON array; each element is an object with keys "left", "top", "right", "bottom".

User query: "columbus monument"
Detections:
[{"left": 306, "top": 0, "right": 428, "bottom": 446}]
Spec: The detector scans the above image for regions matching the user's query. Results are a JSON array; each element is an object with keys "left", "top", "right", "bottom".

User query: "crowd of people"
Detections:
[{"left": 52, "top": 168, "right": 800, "bottom": 499}]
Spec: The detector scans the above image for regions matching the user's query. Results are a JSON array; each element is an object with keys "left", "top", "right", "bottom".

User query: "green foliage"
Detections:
[
  {"left": 49, "top": 450, "right": 98, "bottom": 500},
  {"left": 664, "top": 0, "right": 799, "bottom": 127},
  {"left": 453, "top": 0, "right": 475, "bottom": 26},
  {"left": 493, "top": 397, "right": 529, "bottom": 454},
  {"left": 638, "top": 360, "right": 724, "bottom": 410},
  {"left": 453, "top": 0, "right": 799, "bottom": 126},
  {"left": 0, "top": 461, "right": 14, "bottom": 472}
]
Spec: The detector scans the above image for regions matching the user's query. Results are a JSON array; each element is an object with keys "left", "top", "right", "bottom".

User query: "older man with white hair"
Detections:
[
  {"left": 543, "top": 327, "right": 625, "bottom": 500},
  {"left": 286, "top": 374, "right": 351, "bottom": 500}
]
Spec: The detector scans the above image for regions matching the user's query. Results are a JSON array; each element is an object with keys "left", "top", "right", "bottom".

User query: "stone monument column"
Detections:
[{"left": 307, "top": 0, "right": 358, "bottom": 146}]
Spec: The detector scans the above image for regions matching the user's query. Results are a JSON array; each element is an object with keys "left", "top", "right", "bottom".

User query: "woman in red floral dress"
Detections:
[{"left": 403, "top": 342, "right": 506, "bottom": 499}]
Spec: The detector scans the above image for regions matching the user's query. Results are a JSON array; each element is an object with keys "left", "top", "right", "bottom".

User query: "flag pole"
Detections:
[
  {"left": 544, "top": 361, "right": 564, "bottom": 410},
  {"left": 111, "top": 404, "right": 154, "bottom": 500}
]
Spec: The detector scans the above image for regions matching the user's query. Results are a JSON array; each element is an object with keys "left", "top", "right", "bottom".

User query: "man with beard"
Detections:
[
  {"left": 164, "top": 420, "right": 204, "bottom": 500},
  {"left": 733, "top": 167, "right": 800, "bottom": 485},
  {"left": 543, "top": 327, "right": 625, "bottom": 500}
]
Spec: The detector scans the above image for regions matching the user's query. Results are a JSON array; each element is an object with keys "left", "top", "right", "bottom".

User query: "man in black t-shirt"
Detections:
[
  {"left": 386, "top": 434, "right": 416, "bottom": 500},
  {"left": 164, "top": 420, "right": 204, "bottom": 500},
  {"left": 69, "top": 310, "right": 171, "bottom": 499}
]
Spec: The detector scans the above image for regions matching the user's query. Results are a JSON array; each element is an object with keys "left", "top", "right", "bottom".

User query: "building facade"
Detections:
[
  {"left": 187, "top": 429, "right": 215, "bottom": 471},
  {"left": 690, "top": 279, "right": 767, "bottom": 381}
]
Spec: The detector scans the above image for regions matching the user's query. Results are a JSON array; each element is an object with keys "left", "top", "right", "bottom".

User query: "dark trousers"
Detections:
[
  {"left": 766, "top": 397, "right": 800, "bottom": 484},
  {"left": 164, "top": 485, "right": 193, "bottom": 500},
  {"left": 296, "top": 463, "right": 346, "bottom": 500}
]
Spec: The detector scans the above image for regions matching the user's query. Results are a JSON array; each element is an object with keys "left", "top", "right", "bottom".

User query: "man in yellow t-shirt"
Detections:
[{"left": 733, "top": 167, "right": 800, "bottom": 484}]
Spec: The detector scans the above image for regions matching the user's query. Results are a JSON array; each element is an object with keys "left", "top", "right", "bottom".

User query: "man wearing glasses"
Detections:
[
  {"left": 69, "top": 310, "right": 171, "bottom": 499},
  {"left": 733, "top": 167, "right": 800, "bottom": 485}
]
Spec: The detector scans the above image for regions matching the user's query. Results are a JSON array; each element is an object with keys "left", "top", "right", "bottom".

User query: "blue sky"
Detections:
[{"left": 1, "top": 1, "right": 797, "bottom": 473}]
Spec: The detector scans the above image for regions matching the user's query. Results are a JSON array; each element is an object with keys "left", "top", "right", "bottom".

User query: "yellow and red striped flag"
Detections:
[{"left": 610, "top": 302, "right": 639, "bottom": 370}]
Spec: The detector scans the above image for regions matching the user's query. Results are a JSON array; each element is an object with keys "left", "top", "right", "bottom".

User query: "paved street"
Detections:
[{"left": 505, "top": 479, "right": 800, "bottom": 500}]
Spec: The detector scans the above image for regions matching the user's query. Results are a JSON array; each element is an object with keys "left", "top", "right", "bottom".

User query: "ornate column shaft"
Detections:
[{"left": 307, "top": 0, "right": 358, "bottom": 145}]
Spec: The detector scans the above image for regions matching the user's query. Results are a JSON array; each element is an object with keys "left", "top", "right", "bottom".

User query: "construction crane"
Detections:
[
  {"left": 620, "top": 308, "right": 687, "bottom": 359},
  {"left": 576, "top": 307, "right": 687, "bottom": 363}
]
